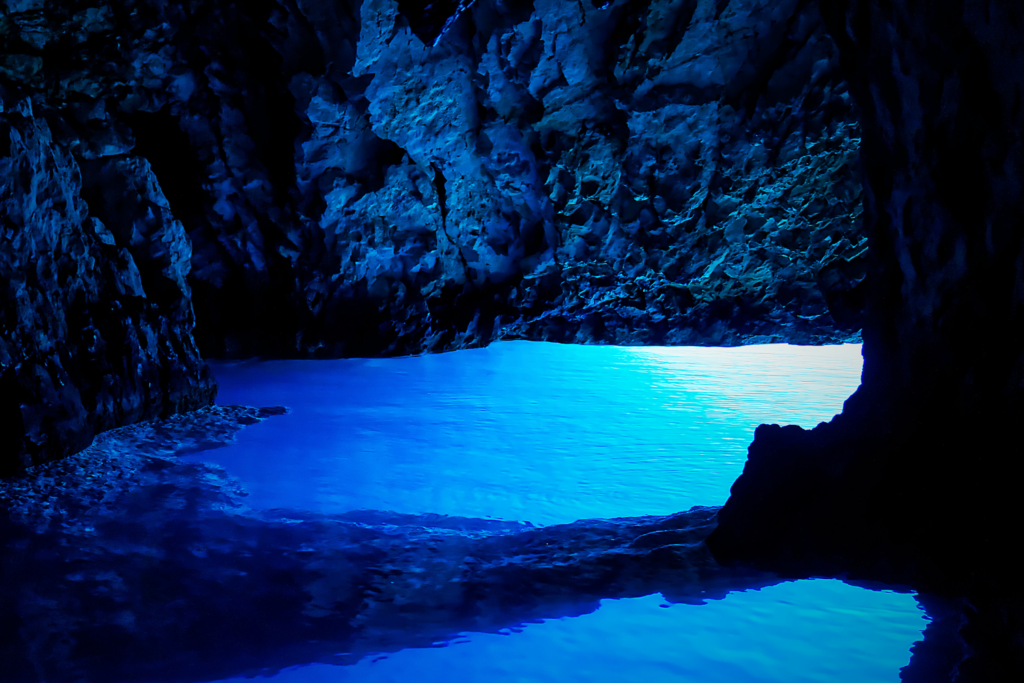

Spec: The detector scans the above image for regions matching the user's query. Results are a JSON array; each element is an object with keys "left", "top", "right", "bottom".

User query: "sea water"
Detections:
[{"left": 200, "top": 342, "right": 929, "bottom": 682}]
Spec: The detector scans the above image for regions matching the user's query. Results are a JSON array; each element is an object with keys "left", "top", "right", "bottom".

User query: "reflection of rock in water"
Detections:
[
  {"left": 0, "top": 407, "right": 758, "bottom": 682},
  {"left": 0, "top": 407, "right": 984, "bottom": 683}
]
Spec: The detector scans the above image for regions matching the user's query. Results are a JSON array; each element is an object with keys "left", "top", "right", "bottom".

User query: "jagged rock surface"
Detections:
[
  {"left": 0, "top": 93, "right": 214, "bottom": 474},
  {"left": 1, "top": 0, "right": 864, "bottom": 359},
  {"left": 708, "top": 5, "right": 1024, "bottom": 677}
]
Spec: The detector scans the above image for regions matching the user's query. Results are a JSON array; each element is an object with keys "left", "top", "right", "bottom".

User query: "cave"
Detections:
[{"left": 1, "top": 0, "right": 1022, "bottom": 681}]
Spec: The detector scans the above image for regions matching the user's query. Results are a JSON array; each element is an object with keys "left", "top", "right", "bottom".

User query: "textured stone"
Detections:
[
  {"left": 2, "top": 0, "right": 865, "bottom": 358},
  {"left": 0, "top": 93, "right": 214, "bottom": 474},
  {"left": 0, "top": 0, "right": 868, "bottom": 468},
  {"left": 707, "top": 8, "right": 1024, "bottom": 670}
]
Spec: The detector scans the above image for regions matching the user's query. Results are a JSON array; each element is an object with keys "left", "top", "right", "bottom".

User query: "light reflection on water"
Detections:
[
  {"left": 215, "top": 583, "right": 928, "bottom": 683},
  {"left": 202, "top": 342, "right": 927, "bottom": 683},
  {"left": 207, "top": 341, "right": 864, "bottom": 524}
]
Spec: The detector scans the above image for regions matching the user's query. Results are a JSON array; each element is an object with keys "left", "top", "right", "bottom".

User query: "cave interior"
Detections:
[{"left": 0, "top": 0, "right": 1023, "bottom": 680}]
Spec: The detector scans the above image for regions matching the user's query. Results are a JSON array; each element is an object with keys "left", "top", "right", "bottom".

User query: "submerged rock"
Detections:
[{"left": 0, "top": 404, "right": 287, "bottom": 522}]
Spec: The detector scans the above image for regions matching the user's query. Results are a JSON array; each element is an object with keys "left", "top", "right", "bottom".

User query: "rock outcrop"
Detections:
[
  {"left": 0, "top": 93, "right": 214, "bottom": 474},
  {"left": 708, "top": 0, "right": 1024, "bottom": 648},
  {"left": 0, "top": 0, "right": 868, "bottom": 469}
]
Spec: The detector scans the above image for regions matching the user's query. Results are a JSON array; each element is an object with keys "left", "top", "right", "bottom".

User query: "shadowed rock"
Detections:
[
  {"left": 708, "top": 0, "right": 1024, "bottom": 676},
  {"left": 709, "top": 0, "right": 1024, "bottom": 589},
  {"left": 0, "top": 95, "right": 215, "bottom": 474},
  {"left": 0, "top": 406, "right": 983, "bottom": 683}
]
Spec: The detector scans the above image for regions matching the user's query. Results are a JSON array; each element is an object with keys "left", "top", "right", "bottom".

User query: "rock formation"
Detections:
[
  {"left": 1, "top": 0, "right": 863, "bottom": 469},
  {"left": 708, "top": 3, "right": 1024, "bottom": 674},
  {"left": 0, "top": 93, "right": 214, "bottom": 473},
  {"left": 4, "top": 0, "right": 1024, "bottom": 677}
]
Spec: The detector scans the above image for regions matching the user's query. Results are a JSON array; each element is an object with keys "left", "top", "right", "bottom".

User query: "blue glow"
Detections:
[
  {"left": 208, "top": 341, "right": 864, "bottom": 523},
  {"left": 214, "top": 582, "right": 927, "bottom": 683},
  {"left": 198, "top": 342, "right": 928, "bottom": 683}
]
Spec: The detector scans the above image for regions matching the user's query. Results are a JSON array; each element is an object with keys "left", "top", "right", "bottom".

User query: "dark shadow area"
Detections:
[
  {"left": 396, "top": 0, "right": 478, "bottom": 46},
  {"left": 0, "top": 408, "right": 977, "bottom": 683},
  {"left": 124, "top": 109, "right": 208, "bottom": 233}
]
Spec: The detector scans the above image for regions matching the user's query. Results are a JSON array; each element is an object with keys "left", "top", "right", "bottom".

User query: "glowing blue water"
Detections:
[
  {"left": 208, "top": 341, "right": 865, "bottom": 523},
  {"left": 203, "top": 342, "right": 930, "bottom": 682}
]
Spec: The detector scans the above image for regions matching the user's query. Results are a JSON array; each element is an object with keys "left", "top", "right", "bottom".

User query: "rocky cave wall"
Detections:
[
  {"left": 709, "top": 0, "right": 1024, "bottom": 600},
  {"left": 0, "top": 0, "right": 868, "bottom": 470},
  {"left": 0, "top": 94, "right": 214, "bottom": 473},
  {"left": 3, "top": 0, "right": 869, "bottom": 357}
]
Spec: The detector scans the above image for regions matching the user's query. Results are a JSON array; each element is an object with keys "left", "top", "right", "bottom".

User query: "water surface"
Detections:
[
  {"left": 215, "top": 582, "right": 927, "bottom": 683},
  {"left": 208, "top": 341, "right": 864, "bottom": 523},
  {"left": 198, "top": 342, "right": 929, "bottom": 683}
]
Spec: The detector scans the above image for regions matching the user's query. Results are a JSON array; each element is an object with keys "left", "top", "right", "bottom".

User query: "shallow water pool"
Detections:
[{"left": 195, "top": 342, "right": 931, "bottom": 683}]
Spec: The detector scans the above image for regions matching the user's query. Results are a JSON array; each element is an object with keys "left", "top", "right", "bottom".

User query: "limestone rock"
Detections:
[
  {"left": 3, "top": 0, "right": 864, "bottom": 359},
  {"left": 0, "top": 93, "right": 214, "bottom": 474}
]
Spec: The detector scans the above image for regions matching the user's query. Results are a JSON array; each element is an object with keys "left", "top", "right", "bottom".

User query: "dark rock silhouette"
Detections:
[
  {"left": 708, "top": 0, "right": 1024, "bottom": 677},
  {"left": 710, "top": 0, "right": 1024, "bottom": 587}
]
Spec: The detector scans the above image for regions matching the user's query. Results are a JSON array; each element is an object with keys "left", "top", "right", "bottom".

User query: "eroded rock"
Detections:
[
  {"left": 0, "top": 92, "right": 214, "bottom": 474},
  {"left": 2, "top": 0, "right": 864, "bottom": 359}
]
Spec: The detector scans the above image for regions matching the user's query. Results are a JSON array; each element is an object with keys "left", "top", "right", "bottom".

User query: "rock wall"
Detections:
[
  {"left": 709, "top": 0, "right": 1024, "bottom": 605},
  {"left": 0, "top": 0, "right": 868, "bottom": 469},
  {"left": 0, "top": 93, "right": 214, "bottom": 474},
  {"left": 2, "top": 0, "right": 864, "bottom": 357}
]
